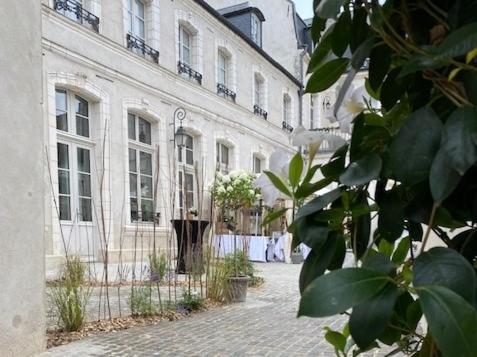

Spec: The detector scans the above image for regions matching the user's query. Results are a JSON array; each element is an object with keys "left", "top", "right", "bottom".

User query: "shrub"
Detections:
[
  {"left": 180, "top": 290, "right": 205, "bottom": 311},
  {"left": 129, "top": 286, "right": 157, "bottom": 317},
  {"left": 149, "top": 252, "right": 167, "bottom": 282},
  {"left": 50, "top": 255, "right": 91, "bottom": 332}
]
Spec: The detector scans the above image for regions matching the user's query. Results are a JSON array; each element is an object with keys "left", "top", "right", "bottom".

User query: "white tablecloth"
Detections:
[{"left": 213, "top": 235, "right": 269, "bottom": 262}]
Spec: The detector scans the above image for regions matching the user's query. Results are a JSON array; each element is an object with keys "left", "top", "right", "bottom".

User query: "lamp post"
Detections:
[{"left": 173, "top": 107, "right": 187, "bottom": 148}]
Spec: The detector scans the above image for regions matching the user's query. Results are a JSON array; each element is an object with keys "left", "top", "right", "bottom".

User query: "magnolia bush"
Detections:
[
  {"left": 265, "top": 1, "right": 477, "bottom": 356},
  {"left": 211, "top": 170, "right": 260, "bottom": 210}
]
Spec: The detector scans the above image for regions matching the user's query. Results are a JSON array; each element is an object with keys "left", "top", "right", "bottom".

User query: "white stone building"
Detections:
[{"left": 40, "top": 0, "right": 344, "bottom": 270}]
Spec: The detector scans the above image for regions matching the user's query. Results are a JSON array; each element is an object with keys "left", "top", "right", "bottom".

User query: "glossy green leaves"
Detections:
[{"left": 299, "top": 268, "right": 390, "bottom": 317}]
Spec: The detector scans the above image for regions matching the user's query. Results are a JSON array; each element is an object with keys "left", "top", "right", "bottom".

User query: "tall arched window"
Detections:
[
  {"left": 283, "top": 94, "right": 292, "bottom": 125},
  {"left": 127, "top": 0, "right": 145, "bottom": 41},
  {"left": 178, "top": 134, "right": 196, "bottom": 213},
  {"left": 216, "top": 142, "right": 232, "bottom": 174},
  {"left": 55, "top": 89, "right": 93, "bottom": 222},
  {"left": 128, "top": 112, "right": 154, "bottom": 222}
]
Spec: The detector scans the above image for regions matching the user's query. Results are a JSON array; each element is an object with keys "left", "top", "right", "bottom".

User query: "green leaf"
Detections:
[
  {"left": 430, "top": 148, "right": 462, "bottom": 203},
  {"left": 299, "top": 268, "right": 389, "bottom": 317},
  {"left": 321, "top": 144, "right": 348, "bottom": 178},
  {"left": 305, "top": 58, "right": 349, "bottom": 93},
  {"left": 289, "top": 152, "right": 304, "bottom": 188},
  {"left": 311, "top": 15, "right": 327, "bottom": 44},
  {"left": 369, "top": 44, "right": 391, "bottom": 92},
  {"left": 308, "top": 25, "right": 334, "bottom": 74},
  {"left": 299, "top": 233, "right": 338, "bottom": 293},
  {"left": 414, "top": 247, "right": 477, "bottom": 304},
  {"left": 392, "top": 237, "right": 410, "bottom": 264},
  {"left": 435, "top": 22, "right": 477, "bottom": 60},
  {"left": 441, "top": 107, "right": 477, "bottom": 175},
  {"left": 296, "top": 188, "right": 342, "bottom": 219},
  {"left": 349, "top": 7, "right": 369, "bottom": 52},
  {"left": 328, "top": 234, "right": 346, "bottom": 270},
  {"left": 380, "top": 68, "right": 408, "bottom": 111},
  {"left": 389, "top": 107, "right": 443, "bottom": 185},
  {"left": 295, "top": 176, "right": 334, "bottom": 199},
  {"left": 325, "top": 329, "right": 346, "bottom": 352},
  {"left": 340, "top": 153, "right": 382, "bottom": 186},
  {"left": 262, "top": 207, "right": 287, "bottom": 226},
  {"left": 351, "top": 37, "right": 375, "bottom": 70},
  {"left": 263, "top": 171, "right": 291, "bottom": 197},
  {"left": 315, "top": 0, "right": 346, "bottom": 19},
  {"left": 377, "top": 189, "right": 404, "bottom": 242},
  {"left": 331, "top": 10, "right": 351, "bottom": 56},
  {"left": 362, "top": 251, "right": 396, "bottom": 275},
  {"left": 378, "top": 239, "right": 394, "bottom": 258},
  {"left": 350, "top": 283, "right": 399, "bottom": 348},
  {"left": 296, "top": 217, "right": 329, "bottom": 250},
  {"left": 417, "top": 286, "right": 477, "bottom": 357}
]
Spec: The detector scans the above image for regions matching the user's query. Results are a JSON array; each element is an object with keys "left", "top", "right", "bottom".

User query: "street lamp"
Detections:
[{"left": 173, "top": 107, "right": 187, "bottom": 147}]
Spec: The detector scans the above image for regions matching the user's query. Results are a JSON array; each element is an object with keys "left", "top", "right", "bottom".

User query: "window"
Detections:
[
  {"left": 283, "top": 94, "right": 291, "bottom": 125},
  {"left": 55, "top": 88, "right": 93, "bottom": 222},
  {"left": 179, "top": 25, "right": 192, "bottom": 66},
  {"left": 178, "top": 134, "right": 194, "bottom": 166},
  {"left": 177, "top": 134, "right": 196, "bottom": 213},
  {"left": 251, "top": 14, "right": 261, "bottom": 46},
  {"left": 254, "top": 74, "right": 264, "bottom": 108},
  {"left": 217, "top": 51, "right": 228, "bottom": 86},
  {"left": 56, "top": 89, "right": 91, "bottom": 137},
  {"left": 128, "top": 113, "right": 154, "bottom": 222},
  {"left": 310, "top": 95, "right": 315, "bottom": 129},
  {"left": 253, "top": 155, "right": 262, "bottom": 174},
  {"left": 216, "top": 142, "right": 230, "bottom": 174},
  {"left": 128, "top": 0, "right": 145, "bottom": 40}
]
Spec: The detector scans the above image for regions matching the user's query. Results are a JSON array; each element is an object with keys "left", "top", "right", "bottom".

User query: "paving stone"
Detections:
[{"left": 41, "top": 263, "right": 403, "bottom": 356}]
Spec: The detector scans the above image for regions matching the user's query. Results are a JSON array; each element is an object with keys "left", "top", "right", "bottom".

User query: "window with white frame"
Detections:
[
  {"left": 217, "top": 50, "right": 228, "bottom": 86},
  {"left": 127, "top": 0, "right": 145, "bottom": 40},
  {"left": 251, "top": 13, "right": 261, "bottom": 46},
  {"left": 177, "top": 134, "right": 196, "bottom": 212},
  {"left": 55, "top": 89, "right": 93, "bottom": 222},
  {"left": 253, "top": 155, "right": 263, "bottom": 174},
  {"left": 128, "top": 113, "right": 154, "bottom": 222},
  {"left": 254, "top": 74, "right": 264, "bottom": 108},
  {"left": 216, "top": 142, "right": 231, "bottom": 174},
  {"left": 283, "top": 94, "right": 292, "bottom": 124},
  {"left": 179, "top": 25, "right": 192, "bottom": 66}
]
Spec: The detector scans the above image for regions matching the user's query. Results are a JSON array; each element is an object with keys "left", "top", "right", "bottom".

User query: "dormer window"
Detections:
[{"left": 251, "top": 13, "right": 261, "bottom": 46}]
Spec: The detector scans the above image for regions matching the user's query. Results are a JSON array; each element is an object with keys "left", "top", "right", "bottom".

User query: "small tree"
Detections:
[
  {"left": 211, "top": 170, "right": 260, "bottom": 276},
  {"left": 266, "top": 1, "right": 477, "bottom": 356}
]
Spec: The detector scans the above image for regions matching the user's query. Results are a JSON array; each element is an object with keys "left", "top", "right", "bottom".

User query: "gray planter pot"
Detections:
[
  {"left": 291, "top": 252, "right": 303, "bottom": 264},
  {"left": 227, "top": 276, "right": 249, "bottom": 303}
]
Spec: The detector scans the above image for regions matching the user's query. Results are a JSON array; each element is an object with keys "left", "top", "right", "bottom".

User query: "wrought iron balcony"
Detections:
[
  {"left": 217, "top": 83, "right": 236, "bottom": 102},
  {"left": 178, "top": 61, "right": 203, "bottom": 85},
  {"left": 314, "top": 127, "right": 351, "bottom": 152},
  {"left": 282, "top": 121, "right": 294, "bottom": 133},
  {"left": 126, "top": 34, "right": 159, "bottom": 64},
  {"left": 54, "top": 0, "right": 99, "bottom": 33},
  {"left": 253, "top": 105, "right": 268, "bottom": 120}
]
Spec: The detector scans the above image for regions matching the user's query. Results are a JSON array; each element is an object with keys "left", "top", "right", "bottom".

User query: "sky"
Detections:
[{"left": 293, "top": 0, "right": 314, "bottom": 20}]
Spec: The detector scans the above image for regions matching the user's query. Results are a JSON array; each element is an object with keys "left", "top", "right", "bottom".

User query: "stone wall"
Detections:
[{"left": 0, "top": 1, "right": 45, "bottom": 355}]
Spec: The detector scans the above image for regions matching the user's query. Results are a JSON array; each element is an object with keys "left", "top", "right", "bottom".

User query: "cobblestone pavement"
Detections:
[{"left": 42, "top": 263, "right": 397, "bottom": 357}]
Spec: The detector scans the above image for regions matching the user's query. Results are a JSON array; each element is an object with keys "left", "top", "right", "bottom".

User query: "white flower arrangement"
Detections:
[{"left": 211, "top": 170, "right": 259, "bottom": 210}]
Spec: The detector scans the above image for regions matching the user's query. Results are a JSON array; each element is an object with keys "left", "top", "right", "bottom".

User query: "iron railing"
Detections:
[
  {"left": 54, "top": 0, "right": 99, "bottom": 32},
  {"left": 178, "top": 61, "right": 203, "bottom": 85},
  {"left": 282, "top": 121, "right": 293, "bottom": 133},
  {"left": 126, "top": 34, "right": 159, "bottom": 64},
  {"left": 217, "top": 83, "right": 236, "bottom": 102},
  {"left": 253, "top": 105, "right": 268, "bottom": 120}
]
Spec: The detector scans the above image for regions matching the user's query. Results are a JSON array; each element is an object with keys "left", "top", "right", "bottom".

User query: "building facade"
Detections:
[{"left": 41, "top": 0, "right": 336, "bottom": 270}]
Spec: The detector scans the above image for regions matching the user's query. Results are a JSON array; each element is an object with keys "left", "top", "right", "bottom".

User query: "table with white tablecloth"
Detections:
[{"left": 213, "top": 234, "right": 288, "bottom": 262}]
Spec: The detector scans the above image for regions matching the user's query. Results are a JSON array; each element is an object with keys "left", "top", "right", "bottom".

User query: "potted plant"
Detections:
[
  {"left": 290, "top": 246, "right": 303, "bottom": 264},
  {"left": 186, "top": 206, "right": 198, "bottom": 221},
  {"left": 211, "top": 170, "right": 260, "bottom": 302}
]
